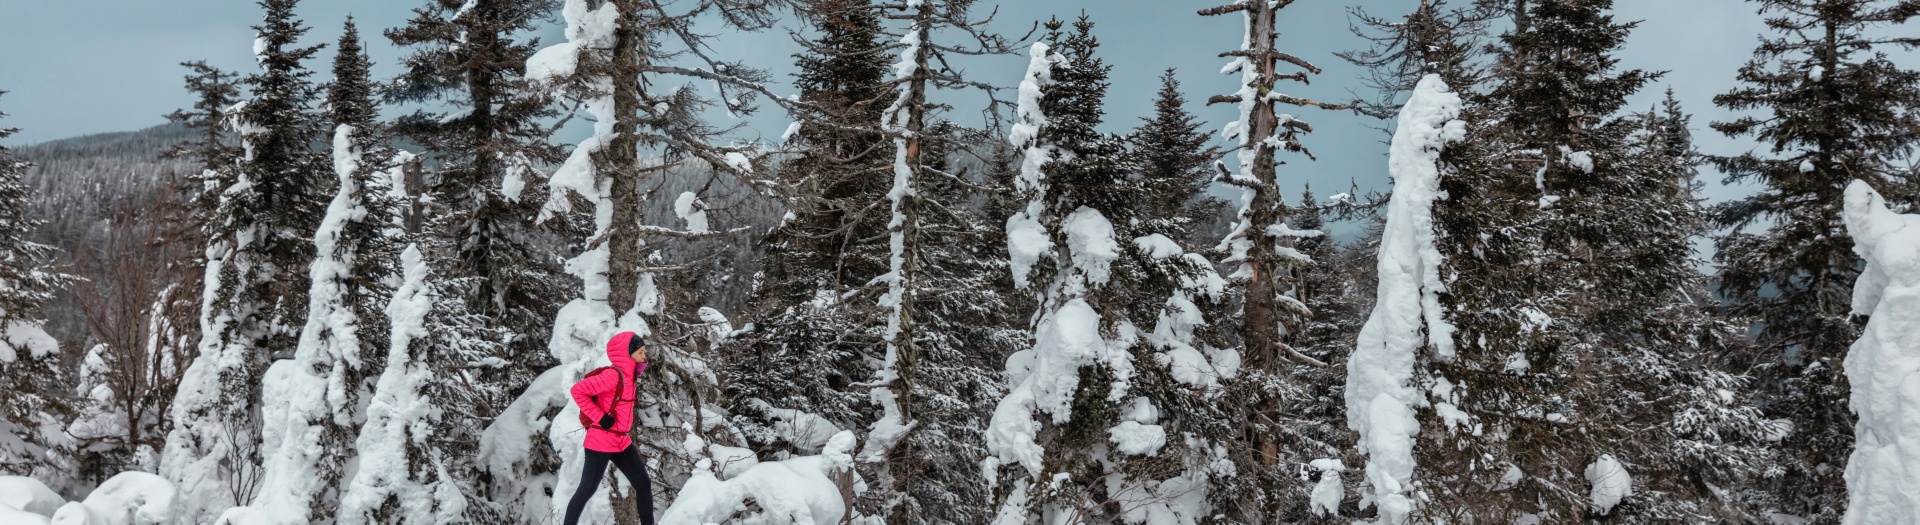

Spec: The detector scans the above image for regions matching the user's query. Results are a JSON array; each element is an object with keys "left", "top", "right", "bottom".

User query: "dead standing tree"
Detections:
[{"left": 1197, "top": 0, "right": 1352, "bottom": 498}]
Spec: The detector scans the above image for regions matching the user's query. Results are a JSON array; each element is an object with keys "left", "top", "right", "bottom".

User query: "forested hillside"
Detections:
[{"left": 0, "top": 1, "right": 1917, "bottom": 524}]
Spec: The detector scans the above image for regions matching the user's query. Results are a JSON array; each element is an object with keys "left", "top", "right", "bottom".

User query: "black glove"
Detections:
[{"left": 598, "top": 413, "right": 616, "bottom": 429}]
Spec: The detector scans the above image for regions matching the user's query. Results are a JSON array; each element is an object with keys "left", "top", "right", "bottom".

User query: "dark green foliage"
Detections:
[
  {"left": 1408, "top": 1, "right": 1781, "bottom": 522},
  {"left": 1707, "top": 0, "right": 1920, "bottom": 521},
  {"left": 386, "top": 0, "right": 569, "bottom": 410},
  {"left": 164, "top": 62, "right": 244, "bottom": 176},
  {"left": 327, "top": 17, "right": 378, "bottom": 139},
  {"left": 1128, "top": 70, "right": 1227, "bottom": 243}
]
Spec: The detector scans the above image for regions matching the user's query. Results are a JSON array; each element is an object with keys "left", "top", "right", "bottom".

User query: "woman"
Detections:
[{"left": 563, "top": 331, "right": 656, "bottom": 525}]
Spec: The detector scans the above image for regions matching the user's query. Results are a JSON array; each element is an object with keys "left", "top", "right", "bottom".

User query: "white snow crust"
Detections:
[
  {"left": 1345, "top": 74, "right": 1467, "bottom": 525},
  {"left": 1840, "top": 179, "right": 1920, "bottom": 525}
]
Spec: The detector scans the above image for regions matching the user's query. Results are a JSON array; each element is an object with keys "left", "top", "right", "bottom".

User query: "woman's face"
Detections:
[{"left": 630, "top": 345, "right": 647, "bottom": 363}]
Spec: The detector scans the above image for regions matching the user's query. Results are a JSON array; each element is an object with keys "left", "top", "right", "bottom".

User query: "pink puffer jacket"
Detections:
[{"left": 571, "top": 332, "right": 648, "bottom": 453}]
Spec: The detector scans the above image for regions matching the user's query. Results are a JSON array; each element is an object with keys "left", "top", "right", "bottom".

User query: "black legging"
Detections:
[{"left": 563, "top": 445, "right": 656, "bottom": 525}]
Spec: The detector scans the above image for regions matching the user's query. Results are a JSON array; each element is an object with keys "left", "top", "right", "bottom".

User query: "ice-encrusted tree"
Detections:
[
  {"left": 1344, "top": 73, "right": 1465, "bottom": 525},
  {"left": 1708, "top": 1, "right": 1920, "bottom": 520},
  {"left": 1839, "top": 180, "right": 1920, "bottom": 525},
  {"left": 338, "top": 92, "right": 518, "bottom": 525},
  {"left": 242, "top": 19, "right": 404, "bottom": 524},
  {"left": 0, "top": 93, "right": 78, "bottom": 488},
  {"left": 338, "top": 234, "right": 516, "bottom": 524},
  {"left": 161, "top": 1, "right": 330, "bottom": 521},
  {"left": 986, "top": 17, "right": 1239, "bottom": 524}
]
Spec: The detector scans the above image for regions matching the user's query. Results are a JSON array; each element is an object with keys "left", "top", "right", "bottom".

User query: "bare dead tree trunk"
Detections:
[
  {"left": 606, "top": 2, "right": 649, "bottom": 524},
  {"left": 1201, "top": 0, "right": 1349, "bottom": 479}
]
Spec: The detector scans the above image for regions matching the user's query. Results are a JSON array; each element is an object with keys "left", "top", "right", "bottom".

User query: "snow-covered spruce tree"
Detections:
[
  {"left": 728, "top": 0, "right": 891, "bottom": 466},
  {"left": 1195, "top": 0, "right": 1353, "bottom": 518},
  {"left": 1269, "top": 187, "right": 1372, "bottom": 522},
  {"left": 1386, "top": 2, "right": 1779, "bottom": 521},
  {"left": 1339, "top": 4, "right": 1494, "bottom": 523},
  {"left": 386, "top": 0, "right": 572, "bottom": 412},
  {"left": 338, "top": 234, "right": 518, "bottom": 524},
  {"left": 986, "top": 18, "right": 1239, "bottom": 524},
  {"left": 242, "top": 19, "right": 405, "bottom": 524},
  {"left": 161, "top": 1, "right": 330, "bottom": 520},
  {"left": 1342, "top": 74, "right": 1465, "bottom": 525},
  {"left": 0, "top": 93, "right": 79, "bottom": 488},
  {"left": 1127, "top": 69, "right": 1228, "bottom": 246},
  {"left": 337, "top": 80, "right": 520, "bottom": 525},
  {"left": 1605, "top": 91, "right": 1782, "bottom": 522},
  {"left": 1708, "top": 1, "right": 1920, "bottom": 520},
  {"left": 888, "top": 118, "right": 1024, "bottom": 525}
]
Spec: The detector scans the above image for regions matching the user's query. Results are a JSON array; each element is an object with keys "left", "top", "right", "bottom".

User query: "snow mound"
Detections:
[
  {"left": 1840, "top": 180, "right": 1920, "bottom": 525},
  {"left": 0, "top": 476, "right": 63, "bottom": 517},
  {"left": 675, "top": 191, "right": 710, "bottom": 233},
  {"left": 1107, "top": 421, "right": 1166, "bottom": 456},
  {"left": 1585, "top": 454, "right": 1633, "bottom": 515},
  {"left": 1309, "top": 459, "right": 1345, "bottom": 517},
  {"left": 1, "top": 502, "right": 51, "bottom": 525},
  {"left": 660, "top": 431, "right": 859, "bottom": 525},
  {"left": 51, "top": 472, "right": 174, "bottom": 525},
  {"left": 1064, "top": 207, "right": 1119, "bottom": 285},
  {"left": 1006, "top": 208, "right": 1052, "bottom": 289},
  {"left": 986, "top": 299, "right": 1106, "bottom": 477}
]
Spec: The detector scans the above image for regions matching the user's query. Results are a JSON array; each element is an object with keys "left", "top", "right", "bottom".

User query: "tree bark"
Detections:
[{"left": 606, "top": 2, "right": 649, "bottom": 524}]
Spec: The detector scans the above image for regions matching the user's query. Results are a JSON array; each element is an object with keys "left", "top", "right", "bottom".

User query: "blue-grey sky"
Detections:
[{"left": 0, "top": 0, "right": 1788, "bottom": 208}]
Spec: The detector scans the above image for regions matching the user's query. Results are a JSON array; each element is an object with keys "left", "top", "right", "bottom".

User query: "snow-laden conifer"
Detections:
[
  {"left": 0, "top": 94, "right": 78, "bottom": 490},
  {"left": 162, "top": 2, "right": 329, "bottom": 520},
  {"left": 1709, "top": 1, "right": 1920, "bottom": 518},
  {"left": 987, "top": 18, "right": 1239, "bottom": 523}
]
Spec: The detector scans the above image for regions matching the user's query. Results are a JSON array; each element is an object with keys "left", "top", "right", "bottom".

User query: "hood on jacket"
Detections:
[{"left": 607, "top": 331, "right": 641, "bottom": 370}]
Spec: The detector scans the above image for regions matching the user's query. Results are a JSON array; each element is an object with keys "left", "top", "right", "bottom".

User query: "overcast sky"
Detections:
[{"left": 0, "top": 0, "right": 1790, "bottom": 208}]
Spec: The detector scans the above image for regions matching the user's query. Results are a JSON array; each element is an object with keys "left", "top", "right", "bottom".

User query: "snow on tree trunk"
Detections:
[
  {"left": 484, "top": 3, "right": 617, "bottom": 522},
  {"left": 1003, "top": 42, "right": 1061, "bottom": 291},
  {"left": 1584, "top": 454, "right": 1632, "bottom": 516},
  {"left": 1840, "top": 179, "right": 1920, "bottom": 525},
  {"left": 482, "top": 2, "right": 654, "bottom": 522},
  {"left": 1345, "top": 74, "right": 1464, "bottom": 524},
  {"left": 984, "top": 46, "right": 1064, "bottom": 510},
  {"left": 857, "top": 2, "right": 926, "bottom": 465},
  {"left": 50, "top": 471, "right": 177, "bottom": 525},
  {"left": 240, "top": 125, "right": 371, "bottom": 524}
]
